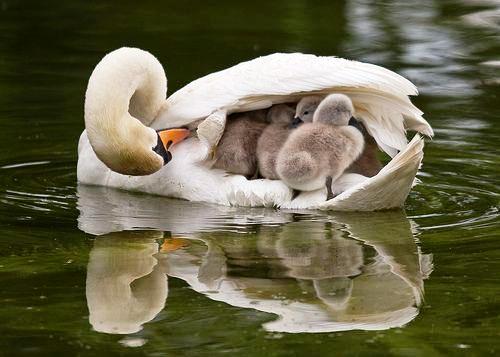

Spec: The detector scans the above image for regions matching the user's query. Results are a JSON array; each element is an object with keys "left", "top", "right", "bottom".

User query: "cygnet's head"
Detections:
[
  {"left": 267, "top": 104, "right": 295, "bottom": 126},
  {"left": 313, "top": 94, "right": 354, "bottom": 126},
  {"left": 295, "top": 95, "right": 324, "bottom": 123}
]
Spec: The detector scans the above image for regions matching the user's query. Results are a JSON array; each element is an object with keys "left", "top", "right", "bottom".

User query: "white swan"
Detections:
[{"left": 78, "top": 47, "right": 433, "bottom": 210}]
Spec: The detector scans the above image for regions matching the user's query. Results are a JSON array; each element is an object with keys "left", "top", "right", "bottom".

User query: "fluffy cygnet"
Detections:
[
  {"left": 276, "top": 94, "right": 365, "bottom": 195},
  {"left": 257, "top": 104, "right": 299, "bottom": 180},
  {"left": 212, "top": 109, "right": 268, "bottom": 177},
  {"left": 294, "top": 95, "right": 324, "bottom": 123},
  {"left": 297, "top": 95, "right": 383, "bottom": 178}
]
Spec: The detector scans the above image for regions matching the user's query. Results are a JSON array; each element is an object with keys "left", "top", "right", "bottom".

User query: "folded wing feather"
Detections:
[{"left": 153, "top": 53, "right": 432, "bottom": 157}]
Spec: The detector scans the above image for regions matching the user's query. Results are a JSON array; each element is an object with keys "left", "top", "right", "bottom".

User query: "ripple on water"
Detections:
[
  {"left": 0, "top": 159, "right": 76, "bottom": 217},
  {"left": 2, "top": 158, "right": 496, "bottom": 234},
  {"left": 409, "top": 180, "right": 499, "bottom": 232}
]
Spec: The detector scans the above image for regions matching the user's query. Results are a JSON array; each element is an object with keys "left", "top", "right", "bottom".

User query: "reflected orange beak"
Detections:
[
  {"left": 160, "top": 238, "right": 190, "bottom": 253},
  {"left": 157, "top": 128, "right": 191, "bottom": 150}
]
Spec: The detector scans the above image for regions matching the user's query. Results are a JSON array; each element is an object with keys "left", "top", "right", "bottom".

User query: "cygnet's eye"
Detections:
[{"left": 304, "top": 111, "right": 309, "bottom": 115}]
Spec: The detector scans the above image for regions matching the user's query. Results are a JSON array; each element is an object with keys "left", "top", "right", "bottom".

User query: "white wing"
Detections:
[
  {"left": 153, "top": 53, "right": 433, "bottom": 157},
  {"left": 319, "top": 134, "right": 425, "bottom": 211}
]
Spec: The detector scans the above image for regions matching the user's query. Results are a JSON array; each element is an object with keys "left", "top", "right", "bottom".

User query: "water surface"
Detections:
[{"left": 0, "top": 0, "right": 499, "bottom": 355}]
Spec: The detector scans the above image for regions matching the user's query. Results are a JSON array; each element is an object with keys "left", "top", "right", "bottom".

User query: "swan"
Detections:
[{"left": 78, "top": 47, "right": 433, "bottom": 211}]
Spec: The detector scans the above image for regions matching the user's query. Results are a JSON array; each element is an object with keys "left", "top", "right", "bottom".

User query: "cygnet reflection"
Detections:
[
  {"left": 272, "top": 222, "right": 363, "bottom": 312},
  {"left": 79, "top": 185, "right": 432, "bottom": 334}
]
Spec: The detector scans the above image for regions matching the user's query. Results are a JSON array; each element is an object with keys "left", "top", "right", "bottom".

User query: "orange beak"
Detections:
[{"left": 157, "top": 128, "right": 191, "bottom": 150}]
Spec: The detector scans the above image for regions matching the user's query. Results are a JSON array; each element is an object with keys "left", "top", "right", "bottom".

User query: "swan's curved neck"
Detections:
[{"left": 84, "top": 47, "right": 168, "bottom": 175}]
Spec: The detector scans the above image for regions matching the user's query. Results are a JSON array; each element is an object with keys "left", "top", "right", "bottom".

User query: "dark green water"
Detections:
[{"left": 0, "top": 0, "right": 499, "bottom": 355}]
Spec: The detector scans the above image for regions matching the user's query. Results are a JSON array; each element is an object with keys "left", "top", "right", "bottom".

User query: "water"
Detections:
[{"left": 0, "top": 0, "right": 499, "bottom": 355}]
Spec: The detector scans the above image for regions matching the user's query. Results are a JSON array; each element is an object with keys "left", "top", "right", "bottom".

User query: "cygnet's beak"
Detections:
[
  {"left": 289, "top": 117, "right": 304, "bottom": 129},
  {"left": 153, "top": 128, "right": 191, "bottom": 164}
]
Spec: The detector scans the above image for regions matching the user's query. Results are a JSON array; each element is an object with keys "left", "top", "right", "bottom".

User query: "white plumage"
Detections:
[
  {"left": 155, "top": 52, "right": 432, "bottom": 157},
  {"left": 77, "top": 47, "right": 432, "bottom": 210}
]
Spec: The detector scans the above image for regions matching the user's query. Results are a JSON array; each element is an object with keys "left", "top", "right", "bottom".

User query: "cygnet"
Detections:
[{"left": 276, "top": 94, "right": 365, "bottom": 198}]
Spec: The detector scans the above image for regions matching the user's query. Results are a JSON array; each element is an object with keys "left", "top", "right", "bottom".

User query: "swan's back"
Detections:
[{"left": 154, "top": 52, "right": 432, "bottom": 157}]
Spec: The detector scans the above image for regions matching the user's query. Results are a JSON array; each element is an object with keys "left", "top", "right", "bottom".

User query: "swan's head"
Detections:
[
  {"left": 295, "top": 95, "right": 324, "bottom": 123},
  {"left": 87, "top": 121, "right": 190, "bottom": 176},
  {"left": 313, "top": 94, "right": 354, "bottom": 126},
  {"left": 84, "top": 47, "right": 191, "bottom": 176},
  {"left": 266, "top": 104, "right": 296, "bottom": 127}
]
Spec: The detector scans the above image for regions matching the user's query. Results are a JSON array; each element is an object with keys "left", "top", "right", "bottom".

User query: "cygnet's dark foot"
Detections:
[
  {"left": 326, "top": 176, "right": 334, "bottom": 200},
  {"left": 291, "top": 189, "right": 301, "bottom": 200},
  {"left": 250, "top": 167, "right": 260, "bottom": 180},
  {"left": 245, "top": 168, "right": 260, "bottom": 180}
]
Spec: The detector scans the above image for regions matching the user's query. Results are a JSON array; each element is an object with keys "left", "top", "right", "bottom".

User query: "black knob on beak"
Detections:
[
  {"left": 289, "top": 117, "right": 304, "bottom": 129},
  {"left": 153, "top": 134, "right": 173, "bottom": 165},
  {"left": 153, "top": 128, "right": 190, "bottom": 165}
]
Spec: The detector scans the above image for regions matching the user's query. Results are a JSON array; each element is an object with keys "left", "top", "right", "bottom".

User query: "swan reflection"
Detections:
[
  {"left": 79, "top": 185, "right": 432, "bottom": 334},
  {"left": 86, "top": 231, "right": 168, "bottom": 334}
]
